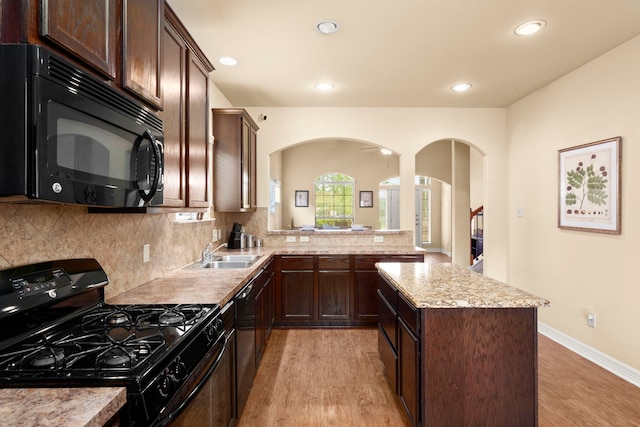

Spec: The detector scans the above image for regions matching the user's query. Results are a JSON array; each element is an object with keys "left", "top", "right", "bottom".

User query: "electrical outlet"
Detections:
[
  {"left": 212, "top": 229, "right": 218, "bottom": 242},
  {"left": 374, "top": 236, "right": 384, "bottom": 243},
  {"left": 286, "top": 236, "right": 296, "bottom": 242},
  {"left": 300, "top": 236, "right": 310, "bottom": 242},
  {"left": 587, "top": 313, "right": 597, "bottom": 328},
  {"left": 143, "top": 244, "right": 150, "bottom": 263}
]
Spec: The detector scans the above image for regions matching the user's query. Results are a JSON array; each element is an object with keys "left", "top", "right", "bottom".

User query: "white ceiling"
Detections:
[{"left": 167, "top": 0, "right": 640, "bottom": 108}]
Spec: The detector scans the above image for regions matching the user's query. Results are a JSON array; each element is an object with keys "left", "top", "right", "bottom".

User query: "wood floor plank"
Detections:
[
  {"left": 238, "top": 329, "right": 411, "bottom": 427},
  {"left": 538, "top": 334, "right": 640, "bottom": 427},
  {"left": 239, "top": 328, "right": 640, "bottom": 426}
]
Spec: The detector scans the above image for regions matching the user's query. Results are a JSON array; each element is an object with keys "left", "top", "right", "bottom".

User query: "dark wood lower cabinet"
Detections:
[
  {"left": 377, "top": 274, "right": 539, "bottom": 427},
  {"left": 280, "top": 270, "right": 314, "bottom": 322},
  {"left": 275, "top": 254, "right": 422, "bottom": 327}
]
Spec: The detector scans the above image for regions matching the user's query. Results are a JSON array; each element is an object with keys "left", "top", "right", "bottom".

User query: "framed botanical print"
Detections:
[{"left": 558, "top": 136, "right": 621, "bottom": 234}]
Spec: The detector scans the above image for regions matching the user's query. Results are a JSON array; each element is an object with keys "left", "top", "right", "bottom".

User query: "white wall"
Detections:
[
  {"left": 507, "top": 35, "right": 640, "bottom": 370},
  {"left": 245, "top": 107, "right": 507, "bottom": 279}
]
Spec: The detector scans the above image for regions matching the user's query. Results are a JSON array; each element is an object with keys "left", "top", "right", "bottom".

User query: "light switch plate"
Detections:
[
  {"left": 300, "top": 236, "right": 310, "bottom": 242},
  {"left": 286, "top": 236, "right": 296, "bottom": 242},
  {"left": 374, "top": 236, "right": 384, "bottom": 243}
]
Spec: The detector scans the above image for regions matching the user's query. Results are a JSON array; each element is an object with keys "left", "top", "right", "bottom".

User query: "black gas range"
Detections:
[{"left": 0, "top": 259, "right": 224, "bottom": 426}]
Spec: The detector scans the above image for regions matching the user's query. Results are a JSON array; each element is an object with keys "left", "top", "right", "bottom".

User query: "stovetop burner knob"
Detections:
[
  {"left": 157, "top": 369, "right": 176, "bottom": 398},
  {"left": 205, "top": 318, "right": 223, "bottom": 342},
  {"left": 171, "top": 357, "right": 187, "bottom": 382}
]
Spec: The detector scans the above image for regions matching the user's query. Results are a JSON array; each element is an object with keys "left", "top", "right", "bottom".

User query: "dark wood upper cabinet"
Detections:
[
  {"left": 160, "top": 5, "right": 214, "bottom": 209},
  {"left": 40, "top": 0, "right": 118, "bottom": 80},
  {"left": 158, "top": 18, "right": 186, "bottom": 207},
  {"left": 2, "top": 0, "right": 165, "bottom": 109},
  {"left": 122, "top": 0, "right": 162, "bottom": 109},
  {"left": 212, "top": 108, "right": 259, "bottom": 212},
  {"left": 186, "top": 52, "right": 210, "bottom": 207}
]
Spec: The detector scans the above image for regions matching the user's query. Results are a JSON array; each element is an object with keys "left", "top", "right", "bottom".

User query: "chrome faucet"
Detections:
[{"left": 202, "top": 242, "right": 228, "bottom": 263}]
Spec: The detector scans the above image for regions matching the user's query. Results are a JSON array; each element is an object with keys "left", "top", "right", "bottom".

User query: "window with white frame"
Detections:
[{"left": 314, "top": 173, "right": 354, "bottom": 228}]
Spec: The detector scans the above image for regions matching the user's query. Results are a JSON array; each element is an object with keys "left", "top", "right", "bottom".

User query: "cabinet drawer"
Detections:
[
  {"left": 318, "top": 255, "right": 350, "bottom": 270},
  {"left": 279, "top": 255, "right": 314, "bottom": 270},
  {"left": 354, "top": 255, "right": 380, "bottom": 270},
  {"left": 379, "top": 276, "right": 397, "bottom": 309},
  {"left": 378, "top": 324, "right": 397, "bottom": 393},
  {"left": 398, "top": 292, "right": 419, "bottom": 336},
  {"left": 377, "top": 290, "right": 397, "bottom": 349}
]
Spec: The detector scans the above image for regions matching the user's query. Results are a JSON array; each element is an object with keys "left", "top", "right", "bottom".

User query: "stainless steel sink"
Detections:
[
  {"left": 215, "top": 255, "right": 262, "bottom": 263},
  {"left": 183, "top": 254, "right": 263, "bottom": 270}
]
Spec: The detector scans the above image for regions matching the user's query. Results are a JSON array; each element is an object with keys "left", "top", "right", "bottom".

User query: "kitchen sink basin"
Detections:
[
  {"left": 182, "top": 254, "right": 263, "bottom": 270},
  {"left": 214, "top": 255, "right": 262, "bottom": 263}
]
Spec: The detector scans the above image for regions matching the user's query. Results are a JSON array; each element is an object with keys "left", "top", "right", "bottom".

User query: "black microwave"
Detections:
[{"left": 0, "top": 44, "right": 164, "bottom": 207}]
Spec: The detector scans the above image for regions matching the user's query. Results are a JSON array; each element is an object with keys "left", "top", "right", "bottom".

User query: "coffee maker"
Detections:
[{"left": 228, "top": 222, "right": 244, "bottom": 249}]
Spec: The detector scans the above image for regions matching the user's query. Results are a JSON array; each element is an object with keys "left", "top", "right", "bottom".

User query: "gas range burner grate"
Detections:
[
  {"left": 0, "top": 331, "right": 166, "bottom": 377},
  {"left": 81, "top": 304, "right": 208, "bottom": 332}
]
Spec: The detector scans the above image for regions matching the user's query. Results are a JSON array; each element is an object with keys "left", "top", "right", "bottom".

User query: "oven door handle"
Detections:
[{"left": 152, "top": 331, "right": 230, "bottom": 427}]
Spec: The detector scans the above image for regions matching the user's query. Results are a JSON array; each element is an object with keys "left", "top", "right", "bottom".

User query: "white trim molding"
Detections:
[{"left": 538, "top": 322, "right": 640, "bottom": 388}]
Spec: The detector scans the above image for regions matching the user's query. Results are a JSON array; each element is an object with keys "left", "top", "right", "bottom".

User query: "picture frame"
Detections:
[
  {"left": 295, "top": 190, "right": 309, "bottom": 207},
  {"left": 558, "top": 136, "right": 621, "bottom": 234},
  {"left": 359, "top": 191, "right": 373, "bottom": 208}
]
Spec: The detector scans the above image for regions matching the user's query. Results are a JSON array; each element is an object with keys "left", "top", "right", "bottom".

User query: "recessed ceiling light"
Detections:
[
  {"left": 451, "top": 83, "right": 472, "bottom": 92},
  {"left": 219, "top": 56, "right": 238, "bottom": 66},
  {"left": 314, "top": 82, "right": 335, "bottom": 91},
  {"left": 315, "top": 20, "right": 340, "bottom": 34},
  {"left": 515, "top": 20, "right": 546, "bottom": 36}
]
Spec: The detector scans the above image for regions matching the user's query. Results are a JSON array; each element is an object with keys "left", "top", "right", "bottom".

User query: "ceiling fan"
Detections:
[{"left": 359, "top": 146, "right": 394, "bottom": 156}]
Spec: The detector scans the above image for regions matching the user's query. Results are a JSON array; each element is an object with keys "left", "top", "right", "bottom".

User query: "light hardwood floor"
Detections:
[{"left": 238, "top": 329, "right": 640, "bottom": 427}]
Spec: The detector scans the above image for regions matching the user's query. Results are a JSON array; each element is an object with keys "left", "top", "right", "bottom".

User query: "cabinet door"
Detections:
[
  {"left": 241, "top": 119, "right": 251, "bottom": 210},
  {"left": 40, "top": 0, "right": 117, "bottom": 79},
  {"left": 212, "top": 109, "right": 258, "bottom": 212},
  {"left": 186, "top": 53, "right": 210, "bottom": 207},
  {"left": 158, "top": 20, "right": 186, "bottom": 207},
  {"left": 398, "top": 318, "right": 420, "bottom": 427},
  {"left": 122, "top": 0, "right": 162, "bottom": 108},
  {"left": 280, "top": 271, "right": 314, "bottom": 321},
  {"left": 353, "top": 270, "right": 380, "bottom": 323},
  {"left": 249, "top": 124, "right": 258, "bottom": 209},
  {"left": 318, "top": 270, "right": 350, "bottom": 320}
]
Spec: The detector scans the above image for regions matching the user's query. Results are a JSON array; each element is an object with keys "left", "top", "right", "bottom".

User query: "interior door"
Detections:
[
  {"left": 388, "top": 188, "right": 400, "bottom": 229},
  {"left": 415, "top": 188, "right": 423, "bottom": 247}
]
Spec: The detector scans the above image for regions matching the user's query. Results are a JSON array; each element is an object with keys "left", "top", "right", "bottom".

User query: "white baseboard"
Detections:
[{"left": 538, "top": 322, "right": 640, "bottom": 388}]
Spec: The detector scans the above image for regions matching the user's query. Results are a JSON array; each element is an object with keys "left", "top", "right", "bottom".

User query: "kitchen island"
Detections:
[{"left": 376, "top": 261, "right": 549, "bottom": 427}]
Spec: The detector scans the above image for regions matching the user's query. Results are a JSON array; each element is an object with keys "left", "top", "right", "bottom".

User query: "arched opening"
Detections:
[
  {"left": 268, "top": 138, "right": 398, "bottom": 230},
  {"left": 415, "top": 139, "right": 485, "bottom": 269}
]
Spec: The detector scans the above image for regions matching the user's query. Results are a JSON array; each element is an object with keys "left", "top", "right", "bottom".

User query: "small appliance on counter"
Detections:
[{"left": 228, "top": 222, "right": 244, "bottom": 249}]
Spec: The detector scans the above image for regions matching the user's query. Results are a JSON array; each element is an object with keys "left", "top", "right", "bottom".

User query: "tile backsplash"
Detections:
[{"left": 0, "top": 204, "right": 214, "bottom": 299}]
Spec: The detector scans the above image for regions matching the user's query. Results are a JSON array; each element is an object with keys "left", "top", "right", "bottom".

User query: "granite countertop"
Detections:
[
  {"left": 0, "top": 387, "right": 126, "bottom": 427},
  {"left": 376, "top": 261, "right": 550, "bottom": 309},
  {"left": 108, "top": 245, "right": 424, "bottom": 306}
]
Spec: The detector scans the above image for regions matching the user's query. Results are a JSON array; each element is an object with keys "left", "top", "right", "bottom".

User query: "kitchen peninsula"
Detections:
[{"left": 376, "top": 262, "right": 549, "bottom": 426}]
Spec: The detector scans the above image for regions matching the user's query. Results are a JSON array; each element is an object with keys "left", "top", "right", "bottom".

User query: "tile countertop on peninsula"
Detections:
[
  {"left": 376, "top": 261, "right": 549, "bottom": 308},
  {"left": 107, "top": 245, "right": 425, "bottom": 306},
  {"left": 0, "top": 387, "right": 126, "bottom": 427}
]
